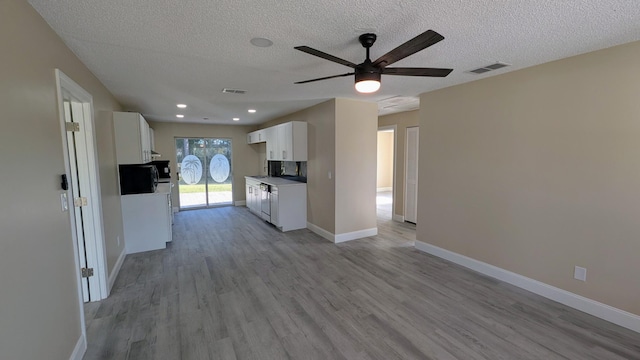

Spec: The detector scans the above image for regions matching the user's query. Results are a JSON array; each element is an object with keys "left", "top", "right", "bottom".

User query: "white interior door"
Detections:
[
  {"left": 57, "top": 70, "right": 108, "bottom": 304},
  {"left": 64, "top": 98, "right": 103, "bottom": 301},
  {"left": 64, "top": 100, "right": 89, "bottom": 301},
  {"left": 405, "top": 127, "right": 419, "bottom": 223}
]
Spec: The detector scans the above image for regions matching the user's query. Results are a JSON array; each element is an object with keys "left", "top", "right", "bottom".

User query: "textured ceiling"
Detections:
[{"left": 28, "top": 0, "right": 640, "bottom": 125}]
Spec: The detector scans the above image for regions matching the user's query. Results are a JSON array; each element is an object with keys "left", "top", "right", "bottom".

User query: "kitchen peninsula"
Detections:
[{"left": 245, "top": 176, "right": 306, "bottom": 232}]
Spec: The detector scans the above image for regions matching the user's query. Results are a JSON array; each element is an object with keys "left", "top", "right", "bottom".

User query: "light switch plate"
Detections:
[
  {"left": 574, "top": 266, "right": 587, "bottom": 281},
  {"left": 60, "top": 193, "right": 68, "bottom": 212}
]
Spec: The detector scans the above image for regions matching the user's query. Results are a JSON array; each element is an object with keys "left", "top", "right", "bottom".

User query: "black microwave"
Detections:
[
  {"left": 119, "top": 164, "right": 158, "bottom": 195},
  {"left": 150, "top": 160, "right": 171, "bottom": 180}
]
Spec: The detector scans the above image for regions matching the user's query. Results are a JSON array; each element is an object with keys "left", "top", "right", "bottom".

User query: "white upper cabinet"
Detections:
[
  {"left": 265, "top": 121, "right": 307, "bottom": 161},
  {"left": 247, "top": 129, "right": 267, "bottom": 144},
  {"left": 113, "top": 111, "right": 152, "bottom": 164},
  {"left": 149, "top": 127, "right": 155, "bottom": 151}
]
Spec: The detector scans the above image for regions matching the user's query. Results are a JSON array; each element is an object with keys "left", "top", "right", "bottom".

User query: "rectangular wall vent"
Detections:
[
  {"left": 467, "top": 62, "right": 510, "bottom": 75},
  {"left": 222, "top": 88, "right": 247, "bottom": 94}
]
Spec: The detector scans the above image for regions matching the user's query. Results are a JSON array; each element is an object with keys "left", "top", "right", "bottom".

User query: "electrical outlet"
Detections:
[
  {"left": 117, "top": 236, "right": 121, "bottom": 247},
  {"left": 328, "top": 171, "right": 332, "bottom": 179},
  {"left": 574, "top": 266, "right": 587, "bottom": 281}
]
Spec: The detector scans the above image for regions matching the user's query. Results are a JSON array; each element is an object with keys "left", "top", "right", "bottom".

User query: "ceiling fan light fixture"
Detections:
[
  {"left": 355, "top": 79, "right": 380, "bottom": 93},
  {"left": 355, "top": 70, "right": 381, "bottom": 93}
]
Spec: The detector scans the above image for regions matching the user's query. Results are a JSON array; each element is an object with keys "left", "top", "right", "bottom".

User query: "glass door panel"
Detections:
[
  {"left": 206, "top": 138, "right": 233, "bottom": 205},
  {"left": 176, "top": 137, "right": 232, "bottom": 209}
]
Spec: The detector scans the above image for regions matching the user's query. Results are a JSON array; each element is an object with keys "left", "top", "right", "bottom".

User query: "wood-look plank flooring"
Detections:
[{"left": 84, "top": 205, "right": 640, "bottom": 359}]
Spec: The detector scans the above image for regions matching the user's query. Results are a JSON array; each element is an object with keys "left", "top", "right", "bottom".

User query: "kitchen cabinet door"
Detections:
[
  {"left": 246, "top": 184, "right": 252, "bottom": 210},
  {"left": 248, "top": 129, "right": 266, "bottom": 144},
  {"left": 113, "top": 111, "right": 152, "bottom": 164},
  {"left": 270, "top": 186, "right": 279, "bottom": 226},
  {"left": 265, "top": 126, "right": 278, "bottom": 160}
]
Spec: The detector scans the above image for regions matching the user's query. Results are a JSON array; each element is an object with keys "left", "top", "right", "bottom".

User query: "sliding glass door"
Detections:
[{"left": 175, "top": 138, "right": 233, "bottom": 209}]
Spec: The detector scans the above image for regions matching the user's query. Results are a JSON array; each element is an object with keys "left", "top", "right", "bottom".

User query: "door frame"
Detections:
[
  {"left": 377, "top": 125, "right": 397, "bottom": 220},
  {"left": 174, "top": 136, "right": 234, "bottom": 209},
  {"left": 404, "top": 126, "right": 419, "bottom": 223},
  {"left": 55, "top": 70, "right": 109, "bottom": 306}
]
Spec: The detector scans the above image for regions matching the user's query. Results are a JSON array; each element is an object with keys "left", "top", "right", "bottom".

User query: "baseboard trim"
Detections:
[
  {"left": 108, "top": 248, "right": 126, "bottom": 293},
  {"left": 377, "top": 187, "right": 392, "bottom": 192},
  {"left": 69, "top": 334, "right": 86, "bottom": 360},
  {"left": 307, "top": 223, "right": 379, "bottom": 244},
  {"left": 392, "top": 214, "right": 405, "bottom": 222},
  {"left": 235, "top": 200, "right": 246, "bottom": 206},
  {"left": 307, "top": 222, "right": 334, "bottom": 242},
  {"left": 414, "top": 240, "right": 640, "bottom": 334},
  {"left": 335, "top": 228, "right": 378, "bottom": 243}
]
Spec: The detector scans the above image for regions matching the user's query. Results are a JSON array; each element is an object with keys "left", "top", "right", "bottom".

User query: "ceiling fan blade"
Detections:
[
  {"left": 294, "top": 72, "right": 355, "bottom": 84},
  {"left": 373, "top": 30, "right": 444, "bottom": 68},
  {"left": 294, "top": 46, "right": 357, "bottom": 68},
  {"left": 383, "top": 67, "right": 453, "bottom": 77}
]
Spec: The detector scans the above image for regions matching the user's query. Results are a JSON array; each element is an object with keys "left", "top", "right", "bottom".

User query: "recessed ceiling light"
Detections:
[
  {"left": 248, "top": 109, "right": 256, "bottom": 113},
  {"left": 250, "top": 38, "right": 273, "bottom": 48},
  {"left": 233, "top": 118, "right": 240, "bottom": 121},
  {"left": 177, "top": 104, "right": 187, "bottom": 108},
  {"left": 176, "top": 114, "right": 184, "bottom": 118}
]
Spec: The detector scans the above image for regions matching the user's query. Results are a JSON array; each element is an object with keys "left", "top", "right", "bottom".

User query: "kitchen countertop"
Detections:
[
  {"left": 245, "top": 176, "right": 306, "bottom": 186},
  {"left": 156, "top": 183, "right": 173, "bottom": 194}
]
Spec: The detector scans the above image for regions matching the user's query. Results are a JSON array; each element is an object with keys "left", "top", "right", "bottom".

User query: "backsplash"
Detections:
[{"left": 269, "top": 161, "right": 307, "bottom": 182}]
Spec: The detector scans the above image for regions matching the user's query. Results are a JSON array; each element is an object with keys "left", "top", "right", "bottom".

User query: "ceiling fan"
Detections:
[{"left": 294, "top": 30, "right": 453, "bottom": 93}]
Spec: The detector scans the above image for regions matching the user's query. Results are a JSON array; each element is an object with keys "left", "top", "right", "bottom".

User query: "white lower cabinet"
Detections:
[
  {"left": 269, "top": 184, "right": 306, "bottom": 231},
  {"left": 245, "top": 176, "right": 306, "bottom": 232},
  {"left": 245, "top": 178, "right": 261, "bottom": 215},
  {"left": 270, "top": 186, "right": 279, "bottom": 227},
  {"left": 121, "top": 184, "right": 173, "bottom": 254}
]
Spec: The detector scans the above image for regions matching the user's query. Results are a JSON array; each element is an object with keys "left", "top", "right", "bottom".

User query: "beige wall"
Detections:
[
  {"left": 377, "top": 131, "right": 394, "bottom": 189},
  {"left": 378, "top": 110, "right": 419, "bottom": 217},
  {"left": 262, "top": 98, "right": 377, "bottom": 236},
  {"left": 0, "top": 1, "right": 123, "bottom": 359},
  {"left": 148, "top": 121, "right": 260, "bottom": 208},
  {"left": 418, "top": 41, "right": 640, "bottom": 315},
  {"left": 334, "top": 98, "right": 378, "bottom": 234},
  {"left": 262, "top": 100, "right": 337, "bottom": 232},
  {"left": 97, "top": 111, "right": 125, "bottom": 276}
]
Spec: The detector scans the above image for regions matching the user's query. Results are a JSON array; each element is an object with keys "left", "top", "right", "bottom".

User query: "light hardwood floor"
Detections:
[{"left": 84, "top": 206, "right": 640, "bottom": 359}]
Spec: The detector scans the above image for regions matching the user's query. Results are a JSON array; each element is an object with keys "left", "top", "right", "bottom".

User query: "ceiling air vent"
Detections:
[
  {"left": 467, "top": 62, "right": 510, "bottom": 75},
  {"left": 222, "top": 88, "right": 247, "bottom": 94}
]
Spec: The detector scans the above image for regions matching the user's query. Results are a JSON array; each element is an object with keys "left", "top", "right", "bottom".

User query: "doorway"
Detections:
[
  {"left": 405, "top": 126, "right": 419, "bottom": 223},
  {"left": 377, "top": 126, "right": 396, "bottom": 220},
  {"left": 56, "top": 69, "right": 108, "bottom": 304},
  {"left": 55, "top": 69, "right": 109, "bottom": 355},
  {"left": 176, "top": 137, "right": 233, "bottom": 209}
]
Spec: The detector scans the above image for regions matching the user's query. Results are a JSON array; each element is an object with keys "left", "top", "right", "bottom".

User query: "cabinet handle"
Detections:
[
  {"left": 270, "top": 150, "right": 273, "bottom": 159},
  {"left": 283, "top": 150, "right": 286, "bottom": 159},
  {"left": 259, "top": 133, "right": 262, "bottom": 141}
]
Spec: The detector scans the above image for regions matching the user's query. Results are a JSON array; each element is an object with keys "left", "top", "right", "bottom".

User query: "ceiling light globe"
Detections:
[{"left": 355, "top": 80, "right": 381, "bottom": 93}]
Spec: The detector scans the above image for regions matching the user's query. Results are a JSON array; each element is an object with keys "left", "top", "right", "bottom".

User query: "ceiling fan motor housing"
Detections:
[{"left": 355, "top": 60, "right": 382, "bottom": 83}]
